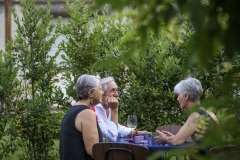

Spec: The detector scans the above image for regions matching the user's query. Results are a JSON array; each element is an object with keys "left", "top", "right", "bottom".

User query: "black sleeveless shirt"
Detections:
[
  {"left": 191, "top": 108, "right": 216, "bottom": 144},
  {"left": 60, "top": 105, "right": 103, "bottom": 160}
]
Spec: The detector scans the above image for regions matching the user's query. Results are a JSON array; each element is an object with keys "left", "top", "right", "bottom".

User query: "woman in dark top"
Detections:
[
  {"left": 60, "top": 74, "right": 103, "bottom": 160},
  {"left": 154, "top": 77, "right": 219, "bottom": 145}
]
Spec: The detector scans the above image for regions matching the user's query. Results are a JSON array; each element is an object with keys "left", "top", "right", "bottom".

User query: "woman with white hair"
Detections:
[
  {"left": 60, "top": 74, "right": 104, "bottom": 160},
  {"left": 154, "top": 77, "right": 219, "bottom": 145}
]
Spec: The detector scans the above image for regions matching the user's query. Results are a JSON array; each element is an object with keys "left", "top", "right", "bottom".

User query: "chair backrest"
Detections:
[
  {"left": 208, "top": 145, "right": 240, "bottom": 160},
  {"left": 156, "top": 125, "right": 182, "bottom": 135},
  {"left": 92, "top": 142, "right": 150, "bottom": 160}
]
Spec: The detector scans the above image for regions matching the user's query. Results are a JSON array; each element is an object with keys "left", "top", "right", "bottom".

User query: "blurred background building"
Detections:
[{"left": 0, "top": 0, "right": 72, "bottom": 51}]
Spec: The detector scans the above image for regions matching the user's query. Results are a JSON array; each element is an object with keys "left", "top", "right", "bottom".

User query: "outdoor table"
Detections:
[
  {"left": 116, "top": 136, "right": 196, "bottom": 150},
  {"left": 116, "top": 136, "right": 197, "bottom": 159}
]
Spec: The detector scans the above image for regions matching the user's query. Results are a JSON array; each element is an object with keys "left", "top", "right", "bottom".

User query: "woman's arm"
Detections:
[
  {"left": 165, "top": 112, "right": 200, "bottom": 145},
  {"left": 75, "top": 109, "right": 99, "bottom": 156}
]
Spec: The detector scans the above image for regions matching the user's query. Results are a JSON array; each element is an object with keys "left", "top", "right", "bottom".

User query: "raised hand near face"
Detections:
[{"left": 107, "top": 96, "right": 119, "bottom": 110}]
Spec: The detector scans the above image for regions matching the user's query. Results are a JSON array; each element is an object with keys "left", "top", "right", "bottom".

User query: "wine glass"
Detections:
[{"left": 127, "top": 115, "right": 138, "bottom": 139}]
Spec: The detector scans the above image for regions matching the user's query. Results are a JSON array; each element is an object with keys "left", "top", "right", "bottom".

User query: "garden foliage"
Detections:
[
  {"left": 0, "top": 0, "right": 239, "bottom": 159},
  {"left": 0, "top": 0, "right": 64, "bottom": 159},
  {"left": 0, "top": 50, "right": 19, "bottom": 159}
]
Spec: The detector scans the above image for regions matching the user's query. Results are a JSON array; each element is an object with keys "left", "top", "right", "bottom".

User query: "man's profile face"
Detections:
[{"left": 102, "top": 81, "right": 118, "bottom": 108}]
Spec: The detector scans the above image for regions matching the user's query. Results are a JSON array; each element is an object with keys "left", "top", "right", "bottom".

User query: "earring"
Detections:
[{"left": 90, "top": 97, "right": 94, "bottom": 105}]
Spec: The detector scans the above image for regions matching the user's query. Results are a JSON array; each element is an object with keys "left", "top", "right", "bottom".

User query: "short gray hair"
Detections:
[
  {"left": 75, "top": 74, "right": 100, "bottom": 100},
  {"left": 100, "top": 76, "right": 115, "bottom": 93},
  {"left": 174, "top": 77, "right": 203, "bottom": 101}
]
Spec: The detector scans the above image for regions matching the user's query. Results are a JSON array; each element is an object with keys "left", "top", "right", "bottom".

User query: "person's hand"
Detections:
[
  {"left": 161, "top": 130, "right": 173, "bottom": 136},
  {"left": 107, "top": 96, "right": 119, "bottom": 110},
  {"left": 154, "top": 130, "right": 167, "bottom": 144},
  {"left": 138, "top": 130, "right": 152, "bottom": 136}
]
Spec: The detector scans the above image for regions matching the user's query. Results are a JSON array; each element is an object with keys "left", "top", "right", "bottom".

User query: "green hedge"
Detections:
[{"left": 0, "top": 0, "right": 239, "bottom": 159}]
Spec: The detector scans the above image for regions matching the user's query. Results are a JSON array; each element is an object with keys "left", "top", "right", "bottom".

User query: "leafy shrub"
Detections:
[{"left": 6, "top": 0, "right": 64, "bottom": 159}]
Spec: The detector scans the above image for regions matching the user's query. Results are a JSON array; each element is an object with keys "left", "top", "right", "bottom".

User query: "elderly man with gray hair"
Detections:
[{"left": 95, "top": 76, "right": 151, "bottom": 142}]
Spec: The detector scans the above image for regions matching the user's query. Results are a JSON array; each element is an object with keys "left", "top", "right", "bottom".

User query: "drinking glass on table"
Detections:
[{"left": 127, "top": 115, "right": 138, "bottom": 140}]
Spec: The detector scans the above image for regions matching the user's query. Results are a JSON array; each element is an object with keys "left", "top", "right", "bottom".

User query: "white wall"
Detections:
[{"left": 0, "top": 5, "right": 6, "bottom": 51}]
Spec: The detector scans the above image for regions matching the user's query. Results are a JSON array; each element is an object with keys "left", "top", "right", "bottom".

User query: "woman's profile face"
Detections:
[
  {"left": 93, "top": 80, "right": 103, "bottom": 104},
  {"left": 177, "top": 94, "right": 188, "bottom": 109}
]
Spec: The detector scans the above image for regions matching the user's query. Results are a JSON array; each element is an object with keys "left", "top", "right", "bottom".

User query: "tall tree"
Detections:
[{"left": 9, "top": 0, "right": 63, "bottom": 159}]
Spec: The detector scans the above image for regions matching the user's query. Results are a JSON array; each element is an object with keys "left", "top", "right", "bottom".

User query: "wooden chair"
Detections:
[
  {"left": 92, "top": 142, "right": 150, "bottom": 160},
  {"left": 207, "top": 145, "right": 240, "bottom": 160},
  {"left": 156, "top": 125, "right": 182, "bottom": 135}
]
